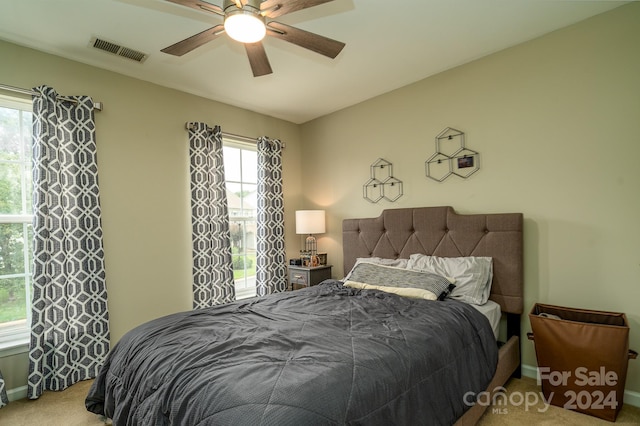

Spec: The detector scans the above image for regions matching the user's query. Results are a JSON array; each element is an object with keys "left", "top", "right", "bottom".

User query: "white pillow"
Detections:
[
  {"left": 343, "top": 257, "right": 409, "bottom": 281},
  {"left": 406, "top": 254, "right": 493, "bottom": 305}
]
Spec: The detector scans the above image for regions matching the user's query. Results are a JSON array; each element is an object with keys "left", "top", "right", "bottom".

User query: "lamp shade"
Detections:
[{"left": 295, "top": 210, "right": 325, "bottom": 235}]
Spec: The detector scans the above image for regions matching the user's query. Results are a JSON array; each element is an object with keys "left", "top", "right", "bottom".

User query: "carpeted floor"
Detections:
[
  {"left": 0, "top": 380, "right": 110, "bottom": 426},
  {"left": 0, "top": 377, "right": 638, "bottom": 425}
]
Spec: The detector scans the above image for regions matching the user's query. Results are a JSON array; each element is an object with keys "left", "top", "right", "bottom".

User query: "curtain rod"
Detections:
[
  {"left": 185, "top": 122, "right": 285, "bottom": 148},
  {"left": 0, "top": 83, "right": 103, "bottom": 111},
  {"left": 223, "top": 131, "right": 261, "bottom": 145}
]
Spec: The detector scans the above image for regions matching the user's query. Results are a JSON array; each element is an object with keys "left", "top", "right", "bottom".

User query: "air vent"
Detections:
[{"left": 90, "top": 37, "right": 148, "bottom": 63}]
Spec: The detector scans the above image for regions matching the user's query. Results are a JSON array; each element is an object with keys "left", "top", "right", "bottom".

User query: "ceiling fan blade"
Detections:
[
  {"left": 267, "top": 21, "right": 344, "bottom": 58},
  {"left": 165, "top": 0, "right": 224, "bottom": 16},
  {"left": 161, "top": 25, "right": 225, "bottom": 56},
  {"left": 260, "top": 0, "right": 333, "bottom": 19},
  {"left": 244, "top": 42, "right": 273, "bottom": 77}
]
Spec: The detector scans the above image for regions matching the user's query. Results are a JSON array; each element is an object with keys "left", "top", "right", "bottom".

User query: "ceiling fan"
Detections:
[{"left": 161, "top": 0, "right": 346, "bottom": 77}]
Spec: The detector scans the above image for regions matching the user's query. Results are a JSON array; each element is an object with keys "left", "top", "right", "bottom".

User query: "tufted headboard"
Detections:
[{"left": 342, "top": 206, "right": 523, "bottom": 315}]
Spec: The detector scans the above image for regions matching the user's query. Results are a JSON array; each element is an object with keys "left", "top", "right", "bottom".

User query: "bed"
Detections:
[
  {"left": 342, "top": 206, "right": 523, "bottom": 425},
  {"left": 86, "top": 206, "right": 523, "bottom": 425}
]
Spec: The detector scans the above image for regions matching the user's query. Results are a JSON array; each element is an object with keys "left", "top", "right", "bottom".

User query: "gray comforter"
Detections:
[{"left": 86, "top": 281, "right": 497, "bottom": 425}]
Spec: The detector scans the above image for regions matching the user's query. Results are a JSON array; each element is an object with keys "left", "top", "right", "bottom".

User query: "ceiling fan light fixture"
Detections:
[{"left": 224, "top": 10, "right": 266, "bottom": 43}]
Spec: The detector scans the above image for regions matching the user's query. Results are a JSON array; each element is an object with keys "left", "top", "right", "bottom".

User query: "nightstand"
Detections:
[{"left": 288, "top": 265, "right": 332, "bottom": 291}]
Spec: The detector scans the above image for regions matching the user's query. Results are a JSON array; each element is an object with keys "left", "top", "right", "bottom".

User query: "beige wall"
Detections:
[
  {"left": 0, "top": 40, "right": 304, "bottom": 391},
  {"left": 1, "top": 1, "right": 639, "bottom": 399},
  {"left": 300, "top": 3, "right": 640, "bottom": 394}
]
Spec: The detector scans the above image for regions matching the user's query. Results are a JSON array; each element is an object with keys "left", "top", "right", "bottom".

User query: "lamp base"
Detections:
[{"left": 305, "top": 234, "right": 317, "bottom": 255}]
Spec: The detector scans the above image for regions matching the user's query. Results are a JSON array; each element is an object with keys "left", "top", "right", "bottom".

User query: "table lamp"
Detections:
[{"left": 295, "top": 210, "right": 325, "bottom": 256}]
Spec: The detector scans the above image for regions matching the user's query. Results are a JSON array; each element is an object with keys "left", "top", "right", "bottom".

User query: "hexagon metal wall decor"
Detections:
[
  {"left": 425, "top": 152, "right": 453, "bottom": 182},
  {"left": 452, "top": 148, "right": 480, "bottom": 178},
  {"left": 382, "top": 176, "right": 403, "bottom": 202},
  {"left": 362, "top": 158, "right": 404, "bottom": 203},
  {"left": 425, "top": 127, "right": 480, "bottom": 182},
  {"left": 436, "top": 127, "right": 464, "bottom": 157},
  {"left": 363, "top": 178, "right": 384, "bottom": 203},
  {"left": 371, "top": 158, "right": 392, "bottom": 180}
]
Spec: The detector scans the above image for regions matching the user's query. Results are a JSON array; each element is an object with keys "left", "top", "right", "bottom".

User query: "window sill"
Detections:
[
  {"left": 235, "top": 289, "right": 257, "bottom": 300},
  {"left": 0, "top": 338, "right": 29, "bottom": 357},
  {"left": 0, "top": 325, "right": 30, "bottom": 357}
]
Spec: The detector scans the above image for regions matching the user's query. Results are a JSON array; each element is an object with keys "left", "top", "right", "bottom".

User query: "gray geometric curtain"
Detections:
[
  {"left": 188, "top": 122, "right": 235, "bottom": 308},
  {"left": 0, "top": 369, "right": 8, "bottom": 408},
  {"left": 28, "top": 85, "right": 109, "bottom": 399},
  {"left": 255, "top": 137, "right": 287, "bottom": 296}
]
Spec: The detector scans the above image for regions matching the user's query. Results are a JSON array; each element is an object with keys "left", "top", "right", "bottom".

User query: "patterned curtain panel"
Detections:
[
  {"left": 0, "top": 369, "right": 8, "bottom": 408},
  {"left": 188, "top": 123, "right": 235, "bottom": 308},
  {"left": 28, "top": 86, "right": 109, "bottom": 399},
  {"left": 255, "top": 137, "right": 287, "bottom": 296}
]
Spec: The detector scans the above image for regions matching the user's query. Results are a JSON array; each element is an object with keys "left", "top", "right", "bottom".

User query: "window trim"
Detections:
[{"left": 0, "top": 94, "right": 33, "bottom": 351}]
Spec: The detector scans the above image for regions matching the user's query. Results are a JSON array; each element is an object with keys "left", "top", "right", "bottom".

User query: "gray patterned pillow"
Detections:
[
  {"left": 343, "top": 257, "right": 409, "bottom": 281},
  {"left": 344, "top": 262, "right": 455, "bottom": 300}
]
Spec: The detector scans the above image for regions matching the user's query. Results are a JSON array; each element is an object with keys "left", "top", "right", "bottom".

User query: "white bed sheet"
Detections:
[{"left": 470, "top": 299, "right": 501, "bottom": 340}]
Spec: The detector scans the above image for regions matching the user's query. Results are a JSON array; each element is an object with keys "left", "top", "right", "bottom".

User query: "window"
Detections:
[
  {"left": 0, "top": 95, "right": 33, "bottom": 349},
  {"left": 223, "top": 138, "right": 257, "bottom": 299}
]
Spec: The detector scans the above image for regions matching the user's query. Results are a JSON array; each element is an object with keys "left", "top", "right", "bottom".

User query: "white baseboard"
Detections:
[
  {"left": 522, "top": 363, "right": 640, "bottom": 408},
  {"left": 7, "top": 385, "right": 27, "bottom": 402}
]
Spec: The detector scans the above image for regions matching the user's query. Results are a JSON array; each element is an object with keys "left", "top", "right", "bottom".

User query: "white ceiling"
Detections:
[{"left": 0, "top": 0, "right": 630, "bottom": 124}]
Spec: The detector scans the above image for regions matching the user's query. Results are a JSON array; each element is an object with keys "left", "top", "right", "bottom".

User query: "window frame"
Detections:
[
  {"left": 0, "top": 94, "right": 33, "bottom": 353},
  {"left": 222, "top": 137, "right": 258, "bottom": 300}
]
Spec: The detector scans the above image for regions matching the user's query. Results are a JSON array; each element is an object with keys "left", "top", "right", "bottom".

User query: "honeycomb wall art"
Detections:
[
  {"left": 362, "top": 158, "right": 403, "bottom": 203},
  {"left": 425, "top": 127, "right": 480, "bottom": 182}
]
